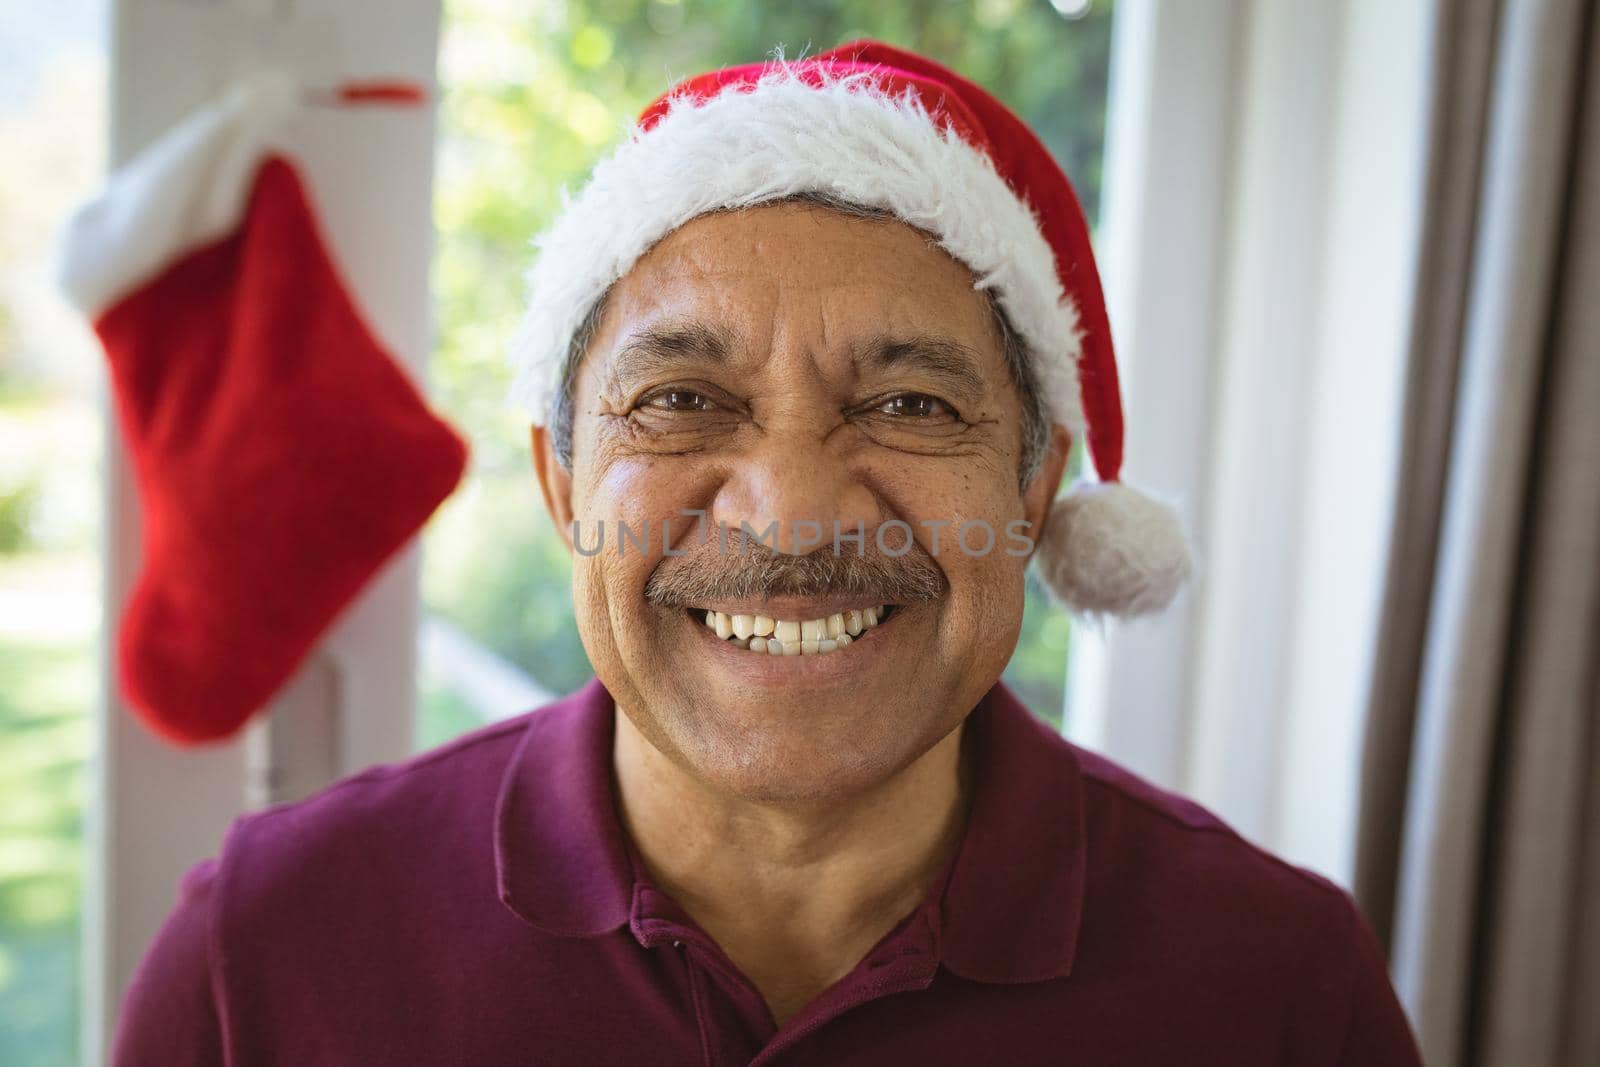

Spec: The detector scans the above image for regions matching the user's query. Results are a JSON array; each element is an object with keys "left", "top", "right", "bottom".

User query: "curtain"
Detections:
[{"left": 1354, "top": 0, "right": 1600, "bottom": 1064}]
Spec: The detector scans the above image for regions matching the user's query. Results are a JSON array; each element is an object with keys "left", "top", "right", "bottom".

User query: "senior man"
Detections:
[{"left": 115, "top": 41, "right": 1422, "bottom": 1065}]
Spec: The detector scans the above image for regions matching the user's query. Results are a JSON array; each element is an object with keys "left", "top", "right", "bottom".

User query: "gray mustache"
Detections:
[{"left": 643, "top": 526, "right": 946, "bottom": 608}]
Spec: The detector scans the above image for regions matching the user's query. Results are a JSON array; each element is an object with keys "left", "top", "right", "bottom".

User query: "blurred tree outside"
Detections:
[
  {"left": 422, "top": 0, "right": 1116, "bottom": 739},
  {"left": 0, "top": 3, "right": 107, "bottom": 1062}
]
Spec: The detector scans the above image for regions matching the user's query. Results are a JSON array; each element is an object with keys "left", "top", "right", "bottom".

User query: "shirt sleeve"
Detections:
[
  {"left": 111, "top": 857, "right": 226, "bottom": 1066},
  {"left": 1334, "top": 891, "right": 1424, "bottom": 1066}
]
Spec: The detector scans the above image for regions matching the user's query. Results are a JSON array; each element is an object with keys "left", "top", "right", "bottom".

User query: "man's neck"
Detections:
[{"left": 611, "top": 710, "right": 972, "bottom": 1028}]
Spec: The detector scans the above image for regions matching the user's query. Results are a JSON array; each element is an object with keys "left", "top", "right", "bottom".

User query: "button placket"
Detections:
[
  {"left": 678, "top": 940, "right": 716, "bottom": 1067},
  {"left": 746, "top": 908, "right": 943, "bottom": 1066}
]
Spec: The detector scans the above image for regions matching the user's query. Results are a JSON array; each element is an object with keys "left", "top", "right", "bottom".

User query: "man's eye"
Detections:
[
  {"left": 877, "top": 393, "right": 952, "bottom": 418},
  {"left": 643, "top": 390, "right": 717, "bottom": 412}
]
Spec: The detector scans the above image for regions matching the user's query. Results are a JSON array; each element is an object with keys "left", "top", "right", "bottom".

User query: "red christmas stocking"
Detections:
[{"left": 59, "top": 78, "right": 468, "bottom": 745}]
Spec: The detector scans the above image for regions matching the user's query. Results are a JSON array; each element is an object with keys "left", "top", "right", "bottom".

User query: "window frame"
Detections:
[
  {"left": 1074, "top": 0, "right": 1430, "bottom": 887},
  {"left": 91, "top": 0, "right": 1429, "bottom": 1053},
  {"left": 88, "top": 1, "right": 442, "bottom": 1059}
]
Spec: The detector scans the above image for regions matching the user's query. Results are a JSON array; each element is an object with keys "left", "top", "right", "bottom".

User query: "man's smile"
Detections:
[{"left": 691, "top": 603, "right": 897, "bottom": 655}]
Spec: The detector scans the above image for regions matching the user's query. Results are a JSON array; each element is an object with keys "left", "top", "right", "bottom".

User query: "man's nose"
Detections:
[{"left": 711, "top": 435, "right": 882, "bottom": 556}]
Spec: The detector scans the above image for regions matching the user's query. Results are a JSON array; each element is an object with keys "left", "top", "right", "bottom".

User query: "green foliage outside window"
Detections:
[{"left": 422, "top": 0, "right": 1115, "bottom": 735}]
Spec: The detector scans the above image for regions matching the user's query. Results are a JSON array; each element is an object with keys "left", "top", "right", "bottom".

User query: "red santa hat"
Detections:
[{"left": 508, "top": 40, "right": 1190, "bottom": 617}]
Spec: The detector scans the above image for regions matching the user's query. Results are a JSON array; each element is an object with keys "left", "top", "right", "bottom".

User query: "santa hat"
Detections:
[
  {"left": 508, "top": 40, "right": 1190, "bottom": 617},
  {"left": 57, "top": 73, "right": 468, "bottom": 744}
]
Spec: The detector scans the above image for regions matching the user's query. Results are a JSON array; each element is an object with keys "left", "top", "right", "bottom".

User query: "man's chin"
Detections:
[{"left": 609, "top": 602, "right": 965, "bottom": 800}]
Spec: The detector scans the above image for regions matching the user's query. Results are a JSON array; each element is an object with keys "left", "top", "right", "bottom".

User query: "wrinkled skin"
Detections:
[{"left": 533, "top": 201, "right": 1070, "bottom": 807}]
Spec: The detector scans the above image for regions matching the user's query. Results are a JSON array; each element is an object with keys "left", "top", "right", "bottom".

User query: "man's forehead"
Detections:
[
  {"left": 629, "top": 200, "right": 951, "bottom": 271},
  {"left": 583, "top": 203, "right": 1005, "bottom": 384},
  {"left": 607, "top": 204, "right": 986, "bottom": 313}
]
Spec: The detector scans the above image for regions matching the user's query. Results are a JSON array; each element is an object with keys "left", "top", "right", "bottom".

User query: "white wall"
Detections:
[{"left": 1274, "top": 0, "right": 1432, "bottom": 878}]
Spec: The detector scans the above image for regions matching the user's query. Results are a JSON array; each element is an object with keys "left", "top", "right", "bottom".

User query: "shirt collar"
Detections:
[
  {"left": 936, "top": 678, "right": 1087, "bottom": 983},
  {"left": 494, "top": 677, "right": 633, "bottom": 936},
  {"left": 494, "top": 675, "right": 1086, "bottom": 982}
]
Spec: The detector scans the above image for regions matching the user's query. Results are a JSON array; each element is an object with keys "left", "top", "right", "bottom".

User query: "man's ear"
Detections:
[
  {"left": 530, "top": 424, "right": 576, "bottom": 553},
  {"left": 1020, "top": 423, "right": 1073, "bottom": 553}
]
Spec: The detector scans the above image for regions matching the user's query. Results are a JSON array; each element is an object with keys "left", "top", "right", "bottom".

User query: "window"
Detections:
[
  {"left": 0, "top": 3, "right": 108, "bottom": 1062},
  {"left": 419, "top": 0, "right": 1117, "bottom": 744},
  {"left": 60, "top": 3, "right": 1425, "bottom": 1049}
]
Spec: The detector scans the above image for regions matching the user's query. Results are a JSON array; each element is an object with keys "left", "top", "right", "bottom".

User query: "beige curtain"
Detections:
[{"left": 1354, "top": 0, "right": 1600, "bottom": 1064}]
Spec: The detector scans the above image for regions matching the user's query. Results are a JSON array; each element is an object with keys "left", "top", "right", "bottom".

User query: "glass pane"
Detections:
[
  {"left": 421, "top": 0, "right": 1115, "bottom": 745},
  {"left": 0, "top": 2, "right": 108, "bottom": 1062}
]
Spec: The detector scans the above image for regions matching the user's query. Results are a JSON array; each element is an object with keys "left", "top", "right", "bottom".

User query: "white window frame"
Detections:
[
  {"left": 1073, "top": 0, "right": 1430, "bottom": 884},
  {"left": 87, "top": 1, "right": 441, "bottom": 1060},
  {"left": 91, "top": 0, "right": 1432, "bottom": 1056}
]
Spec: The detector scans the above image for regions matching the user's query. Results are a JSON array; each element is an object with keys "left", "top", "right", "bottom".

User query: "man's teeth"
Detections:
[{"left": 701, "top": 607, "right": 889, "bottom": 655}]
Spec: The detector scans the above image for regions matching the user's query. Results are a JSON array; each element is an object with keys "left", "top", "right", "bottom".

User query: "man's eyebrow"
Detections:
[
  {"left": 856, "top": 335, "right": 990, "bottom": 400},
  {"left": 601, "top": 321, "right": 736, "bottom": 389}
]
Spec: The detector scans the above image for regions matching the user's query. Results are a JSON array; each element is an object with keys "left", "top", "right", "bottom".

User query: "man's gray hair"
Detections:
[{"left": 548, "top": 192, "right": 1052, "bottom": 489}]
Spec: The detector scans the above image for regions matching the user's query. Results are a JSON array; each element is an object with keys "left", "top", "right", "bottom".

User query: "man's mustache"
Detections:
[{"left": 643, "top": 525, "right": 946, "bottom": 608}]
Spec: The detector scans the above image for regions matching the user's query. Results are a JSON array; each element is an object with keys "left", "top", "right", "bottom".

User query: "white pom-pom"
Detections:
[{"left": 1032, "top": 481, "right": 1192, "bottom": 618}]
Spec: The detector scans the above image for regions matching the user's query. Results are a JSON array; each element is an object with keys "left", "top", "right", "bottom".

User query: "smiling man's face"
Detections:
[{"left": 533, "top": 202, "right": 1068, "bottom": 804}]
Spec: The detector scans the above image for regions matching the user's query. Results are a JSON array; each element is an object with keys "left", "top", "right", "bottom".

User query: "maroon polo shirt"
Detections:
[{"left": 113, "top": 676, "right": 1422, "bottom": 1065}]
